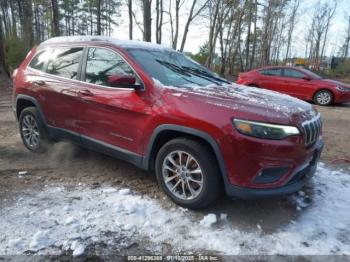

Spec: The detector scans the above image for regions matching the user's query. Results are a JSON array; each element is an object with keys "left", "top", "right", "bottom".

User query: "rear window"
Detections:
[
  {"left": 47, "top": 47, "right": 83, "bottom": 80},
  {"left": 28, "top": 49, "right": 52, "bottom": 71},
  {"left": 260, "top": 68, "right": 282, "bottom": 76}
]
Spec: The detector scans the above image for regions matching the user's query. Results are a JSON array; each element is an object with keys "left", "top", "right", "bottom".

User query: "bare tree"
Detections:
[
  {"left": 23, "top": 0, "right": 33, "bottom": 51},
  {"left": 179, "top": 0, "right": 209, "bottom": 52},
  {"left": 128, "top": 0, "right": 133, "bottom": 39},
  {"left": 155, "top": 0, "right": 163, "bottom": 43},
  {"left": 97, "top": 0, "right": 102, "bottom": 35},
  {"left": 51, "top": 0, "right": 60, "bottom": 36},
  {"left": 344, "top": 13, "right": 350, "bottom": 58},
  {"left": 0, "top": 11, "right": 5, "bottom": 70},
  {"left": 285, "top": 0, "right": 299, "bottom": 63},
  {"left": 142, "top": 0, "right": 152, "bottom": 42}
]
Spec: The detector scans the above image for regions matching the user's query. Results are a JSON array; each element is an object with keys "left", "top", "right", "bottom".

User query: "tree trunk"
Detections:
[
  {"left": 51, "top": 0, "right": 60, "bottom": 36},
  {"left": 9, "top": 0, "right": 17, "bottom": 37},
  {"left": 172, "top": 0, "right": 180, "bottom": 49},
  {"left": 142, "top": 0, "right": 151, "bottom": 42},
  {"left": 97, "top": 0, "right": 101, "bottom": 35},
  {"left": 128, "top": 0, "right": 133, "bottom": 39},
  {"left": 23, "top": 0, "right": 33, "bottom": 51},
  {"left": 0, "top": 12, "right": 5, "bottom": 71},
  {"left": 244, "top": 0, "right": 252, "bottom": 71},
  {"left": 249, "top": 0, "right": 257, "bottom": 69}
]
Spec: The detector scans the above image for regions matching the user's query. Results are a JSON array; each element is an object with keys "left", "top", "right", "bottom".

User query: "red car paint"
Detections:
[
  {"left": 237, "top": 66, "right": 350, "bottom": 104},
  {"left": 13, "top": 37, "right": 324, "bottom": 198}
]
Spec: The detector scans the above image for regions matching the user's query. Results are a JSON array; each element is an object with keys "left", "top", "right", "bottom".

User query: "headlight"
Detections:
[
  {"left": 336, "top": 86, "right": 350, "bottom": 92},
  {"left": 233, "top": 119, "right": 300, "bottom": 140}
]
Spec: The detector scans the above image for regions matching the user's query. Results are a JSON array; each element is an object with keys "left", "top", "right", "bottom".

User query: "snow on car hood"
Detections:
[{"left": 154, "top": 78, "right": 316, "bottom": 123}]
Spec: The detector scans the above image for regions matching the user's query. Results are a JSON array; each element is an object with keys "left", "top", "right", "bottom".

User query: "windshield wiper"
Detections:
[
  {"left": 181, "top": 66, "right": 231, "bottom": 85},
  {"left": 156, "top": 59, "right": 223, "bottom": 85}
]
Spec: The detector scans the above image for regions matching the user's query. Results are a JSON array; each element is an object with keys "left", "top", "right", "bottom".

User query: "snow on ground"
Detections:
[{"left": 0, "top": 163, "right": 349, "bottom": 256}]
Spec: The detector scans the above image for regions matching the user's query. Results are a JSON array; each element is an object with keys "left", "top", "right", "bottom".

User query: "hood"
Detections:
[
  {"left": 322, "top": 79, "right": 350, "bottom": 89},
  {"left": 158, "top": 81, "right": 317, "bottom": 125}
]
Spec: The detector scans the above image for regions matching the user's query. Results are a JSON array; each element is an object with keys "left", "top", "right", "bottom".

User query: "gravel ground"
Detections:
[{"left": 0, "top": 74, "right": 349, "bottom": 258}]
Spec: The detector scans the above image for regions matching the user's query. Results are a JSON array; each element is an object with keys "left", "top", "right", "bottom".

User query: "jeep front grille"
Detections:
[{"left": 302, "top": 114, "right": 322, "bottom": 146}]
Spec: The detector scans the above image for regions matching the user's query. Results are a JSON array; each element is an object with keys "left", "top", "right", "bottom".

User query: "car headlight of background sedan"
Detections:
[{"left": 233, "top": 119, "right": 300, "bottom": 140}]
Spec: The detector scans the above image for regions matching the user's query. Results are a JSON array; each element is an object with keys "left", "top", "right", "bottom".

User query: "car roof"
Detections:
[
  {"left": 255, "top": 66, "right": 301, "bottom": 71},
  {"left": 40, "top": 35, "right": 174, "bottom": 51}
]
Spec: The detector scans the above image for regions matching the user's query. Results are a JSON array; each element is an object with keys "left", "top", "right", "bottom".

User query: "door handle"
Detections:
[
  {"left": 78, "top": 89, "right": 94, "bottom": 97},
  {"left": 32, "top": 80, "right": 46, "bottom": 86}
]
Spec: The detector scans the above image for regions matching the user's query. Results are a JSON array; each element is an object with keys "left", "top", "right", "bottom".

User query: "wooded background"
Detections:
[{"left": 0, "top": 0, "right": 349, "bottom": 78}]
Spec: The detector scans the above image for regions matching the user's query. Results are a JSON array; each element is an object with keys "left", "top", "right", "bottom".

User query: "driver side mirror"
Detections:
[
  {"left": 107, "top": 74, "right": 143, "bottom": 90},
  {"left": 303, "top": 76, "right": 312, "bottom": 81}
]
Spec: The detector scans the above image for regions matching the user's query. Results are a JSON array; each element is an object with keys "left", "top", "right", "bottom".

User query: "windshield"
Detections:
[
  {"left": 125, "top": 48, "right": 230, "bottom": 88},
  {"left": 299, "top": 68, "right": 322, "bottom": 79}
]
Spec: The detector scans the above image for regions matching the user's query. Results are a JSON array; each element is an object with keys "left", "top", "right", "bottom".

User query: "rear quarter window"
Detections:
[
  {"left": 47, "top": 47, "right": 84, "bottom": 80},
  {"left": 28, "top": 49, "right": 52, "bottom": 71}
]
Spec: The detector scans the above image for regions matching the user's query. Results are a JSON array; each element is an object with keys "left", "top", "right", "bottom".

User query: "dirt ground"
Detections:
[{"left": 0, "top": 72, "right": 349, "bottom": 257}]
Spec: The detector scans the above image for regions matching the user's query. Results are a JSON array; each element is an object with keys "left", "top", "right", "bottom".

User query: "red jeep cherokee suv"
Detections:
[
  {"left": 13, "top": 36, "right": 324, "bottom": 209},
  {"left": 237, "top": 66, "right": 350, "bottom": 106}
]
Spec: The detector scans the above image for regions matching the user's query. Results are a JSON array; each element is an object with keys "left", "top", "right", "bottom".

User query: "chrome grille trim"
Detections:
[{"left": 302, "top": 114, "right": 322, "bottom": 146}]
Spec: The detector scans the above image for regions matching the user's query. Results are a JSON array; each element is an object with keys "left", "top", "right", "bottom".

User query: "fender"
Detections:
[
  {"left": 142, "top": 124, "right": 231, "bottom": 190},
  {"left": 15, "top": 94, "right": 47, "bottom": 125}
]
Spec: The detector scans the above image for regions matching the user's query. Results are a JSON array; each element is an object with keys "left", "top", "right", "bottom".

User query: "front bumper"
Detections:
[
  {"left": 224, "top": 140, "right": 323, "bottom": 199},
  {"left": 335, "top": 92, "right": 350, "bottom": 103}
]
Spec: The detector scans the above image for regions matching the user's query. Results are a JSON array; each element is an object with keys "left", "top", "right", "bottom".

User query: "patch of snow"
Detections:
[
  {"left": 200, "top": 214, "right": 217, "bottom": 227},
  {"left": 18, "top": 171, "right": 28, "bottom": 176},
  {"left": 70, "top": 241, "right": 85, "bottom": 257},
  {"left": 1, "top": 164, "right": 350, "bottom": 255},
  {"left": 29, "top": 231, "right": 54, "bottom": 250},
  {"left": 118, "top": 188, "right": 131, "bottom": 195}
]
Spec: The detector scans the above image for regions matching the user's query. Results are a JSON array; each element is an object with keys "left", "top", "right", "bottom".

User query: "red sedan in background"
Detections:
[{"left": 237, "top": 66, "right": 350, "bottom": 106}]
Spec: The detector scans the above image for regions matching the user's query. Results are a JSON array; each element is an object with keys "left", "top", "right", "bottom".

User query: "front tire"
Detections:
[
  {"left": 314, "top": 90, "right": 334, "bottom": 106},
  {"left": 19, "top": 107, "right": 53, "bottom": 153},
  {"left": 155, "top": 138, "right": 222, "bottom": 209}
]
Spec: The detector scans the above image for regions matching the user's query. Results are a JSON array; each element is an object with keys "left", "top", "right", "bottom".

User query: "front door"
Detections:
[
  {"left": 257, "top": 68, "right": 285, "bottom": 93},
  {"left": 77, "top": 46, "right": 151, "bottom": 155}
]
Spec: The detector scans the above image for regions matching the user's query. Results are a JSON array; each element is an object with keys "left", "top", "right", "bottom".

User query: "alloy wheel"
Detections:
[
  {"left": 162, "top": 150, "right": 203, "bottom": 200},
  {"left": 316, "top": 91, "right": 331, "bottom": 105},
  {"left": 21, "top": 115, "right": 40, "bottom": 149}
]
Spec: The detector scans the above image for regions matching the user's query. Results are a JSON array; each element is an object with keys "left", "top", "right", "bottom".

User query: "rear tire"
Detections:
[
  {"left": 314, "top": 90, "right": 334, "bottom": 106},
  {"left": 155, "top": 138, "right": 222, "bottom": 209},
  {"left": 19, "top": 107, "right": 53, "bottom": 153}
]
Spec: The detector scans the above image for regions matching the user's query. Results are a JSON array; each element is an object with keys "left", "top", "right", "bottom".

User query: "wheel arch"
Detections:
[
  {"left": 313, "top": 88, "right": 335, "bottom": 101},
  {"left": 143, "top": 124, "right": 230, "bottom": 187},
  {"left": 15, "top": 95, "right": 47, "bottom": 125}
]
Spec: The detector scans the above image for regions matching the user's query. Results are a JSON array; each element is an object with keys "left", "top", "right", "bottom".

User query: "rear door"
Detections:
[
  {"left": 77, "top": 46, "right": 151, "bottom": 155},
  {"left": 42, "top": 46, "right": 84, "bottom": 137},
  {"left": 257, "top": 68, "right": 285, "bottom": 92},
  {"left": 282, "top": 68, "right": 314, "bottom": 100}
]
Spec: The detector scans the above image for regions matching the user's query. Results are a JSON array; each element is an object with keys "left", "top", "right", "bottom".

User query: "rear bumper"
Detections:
[{"left": 225, "top": 141, "right": 323, "bottom": 199}]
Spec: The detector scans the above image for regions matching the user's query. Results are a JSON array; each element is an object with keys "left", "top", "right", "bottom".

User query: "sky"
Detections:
[{"left": 111, "top": 0, "right": 349, "bottom": 58}]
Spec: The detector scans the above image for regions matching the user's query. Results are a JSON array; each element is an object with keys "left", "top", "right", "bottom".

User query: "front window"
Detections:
[
  {"left": 84, "top": 47, "right": 138, "bottom": 87},
  {"left": 283, "top": 69, "right": 305, "bottom": 79},
  {"left": 125, "top": 49, "right": 229, "bottom": 88}
]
